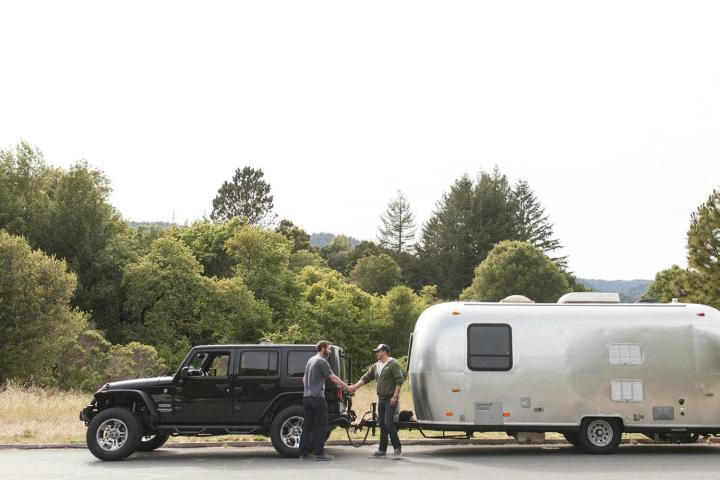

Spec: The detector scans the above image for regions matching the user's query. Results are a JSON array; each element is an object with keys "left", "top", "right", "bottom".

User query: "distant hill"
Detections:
[
  {"left": 310, "top": 232, "right": 361, "bottom": 249},
  {"left": 577, "top": 278, "right": 651, "bottom": 303}
]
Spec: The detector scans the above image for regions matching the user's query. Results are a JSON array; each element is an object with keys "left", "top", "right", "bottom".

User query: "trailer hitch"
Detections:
[{"left": 342, "top": 402, "right": 378, "bottom": 448}]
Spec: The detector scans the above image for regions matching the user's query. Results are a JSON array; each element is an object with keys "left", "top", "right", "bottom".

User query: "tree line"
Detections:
[{"left": 9, "top": 141, "right": 715, "bottom": 391}]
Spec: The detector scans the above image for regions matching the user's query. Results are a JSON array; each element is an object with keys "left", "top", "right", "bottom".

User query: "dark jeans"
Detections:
[
  {"left": 378, "top": 399, "right": 401, "bottom": 452},
  {"left": 299, "top": 396, "right": 329, "bottom": 456}
]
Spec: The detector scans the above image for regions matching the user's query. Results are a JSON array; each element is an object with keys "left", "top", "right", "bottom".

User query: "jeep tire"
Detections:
[
  {"left": 271, "top": 405, "right": 306, "bottom": 457},
  {"left": 577, "top": 418, "right": 622, "bottom": 454},
  {"left": 137, "top": 432, "right": 170, "bottom": 452},
  {"left": 87, "top": 407, "right": 142, "bottom": 461}
]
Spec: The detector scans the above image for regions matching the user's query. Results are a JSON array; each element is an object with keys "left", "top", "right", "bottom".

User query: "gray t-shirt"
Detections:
[{"left": 303, "top": 354, "right": 333, "bottom": 397}]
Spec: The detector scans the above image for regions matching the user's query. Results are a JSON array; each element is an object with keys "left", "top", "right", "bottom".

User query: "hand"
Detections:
[
  {"left": 390, "top": 395, "right": 398, "bottom": 407},
  {"left": 345, "top": 385, "right": 355, "bottom": 394}
]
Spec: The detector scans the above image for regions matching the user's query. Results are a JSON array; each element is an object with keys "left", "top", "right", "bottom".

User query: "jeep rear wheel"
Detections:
[
  {"left": 271, "top": 406, "right": 306, "bottom": 457},
  {"left": 86, "top": 407, "right": 142, "bottom": 461},
  {"left": 137, "top": 432, "right": 170, "bottom": 452}
]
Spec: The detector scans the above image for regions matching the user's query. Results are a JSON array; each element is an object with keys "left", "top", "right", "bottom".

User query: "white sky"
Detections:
[{"left": 1, "top": 1, "right": 718, "bottom": 280}]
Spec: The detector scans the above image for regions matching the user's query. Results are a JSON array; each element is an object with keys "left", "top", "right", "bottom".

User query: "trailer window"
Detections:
[
  {"left": 609, "top": 344, "right": 642, "bottom": 365},
  {"left": 467, "top": 324, "right": 512, "bottom": 371}
]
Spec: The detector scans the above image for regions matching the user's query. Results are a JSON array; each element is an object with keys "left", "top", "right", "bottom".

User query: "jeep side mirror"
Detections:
[{"left": 180, "top": 366, "right": 189, "bottom": 379}]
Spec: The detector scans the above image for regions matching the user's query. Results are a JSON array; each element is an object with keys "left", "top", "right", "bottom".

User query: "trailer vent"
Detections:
[
  {"left": 557, "top": 292, "right": 621, "bottom": 304},
  {"left": 610, "top": 380, "right": 644, "bottom": 402},
  {"left": 609, "top": 344, "right": 642, "bottom": 365},
  {"left": 500, "top": 295, "right": 534, "bottom": 304}
]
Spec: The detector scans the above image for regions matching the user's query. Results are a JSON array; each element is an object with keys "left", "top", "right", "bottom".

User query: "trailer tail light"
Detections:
[
  {"left": 445, "top": 411, "right": 453, "bottom": 417},
  {"left": 503, "top": 412, "right": 511, "bottom": 417},
  {"left": 698, "top": 312, "right": 706, "bottom": 317}
]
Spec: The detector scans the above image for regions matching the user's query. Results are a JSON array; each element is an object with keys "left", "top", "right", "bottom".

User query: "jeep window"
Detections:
[
  {"left": 287, "top": 350, "right": 315, "bottom": 377},
  {"left": 239, "top": 351, "right": 279, "bottom": 377},
  {"left": 187, "top": 351, "right": 231, "bottom": 377}
]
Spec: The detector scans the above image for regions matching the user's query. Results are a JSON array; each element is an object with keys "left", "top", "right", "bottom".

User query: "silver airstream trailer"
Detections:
[{"left": 406, "top": 293, "right": 720, "bottom": 453}]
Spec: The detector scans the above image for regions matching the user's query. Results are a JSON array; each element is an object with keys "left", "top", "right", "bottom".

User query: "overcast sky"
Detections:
[{"left": 1, "top": 1, "right": 718, "bottom": 280}]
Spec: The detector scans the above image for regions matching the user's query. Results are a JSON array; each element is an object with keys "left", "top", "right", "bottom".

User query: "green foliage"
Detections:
[
  {"left": 288, "top": 250, "right": 327, "bottom": 272},
  {"left": 56, "top": 330, "right": 168, "bottom": 391},
  {"left": 295, "top": 266, "right": 375, "bottom": 367},
  {"left": 687, "top": 189, "right": 720, "bottom": 308},
  {"left": 0, "top": 230, "right": 87, "bottom": 384},
  {"left": 378, "top": 190, "right": 416, "bottom": 253},
  {"left": 174, "top": 217, "right": 245, "bottom": 278},
  {"left": 276, "top": 219, "right": 311, "bottom": 252},
  {"left": 350, "top": 254, "right": 402, "bottom": 295},
  {"left": 646, "top": 265, "right": 701, "bottom": 303},
  {"left": 122, "top": 236, "right": 272, "bottom": 365},
  {"left": 210, "top": 166, "right": 275, "bottom": 225},
  {"left": 461, "top": 240, "right": 569, "bottom": 303},
  {"left": 225, "top": 225, "right": 299, "bottom": 322},
  {"left": 371, "top": 286, "right": 427, "bottom": 356}
]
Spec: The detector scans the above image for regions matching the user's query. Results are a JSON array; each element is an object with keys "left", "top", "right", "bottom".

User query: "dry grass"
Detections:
[
  {"left": 0, "top": 383, "right": 88, "bottom": 444},
  {"left": 0, "top": 382, "right": 516, "bottom": 445}
]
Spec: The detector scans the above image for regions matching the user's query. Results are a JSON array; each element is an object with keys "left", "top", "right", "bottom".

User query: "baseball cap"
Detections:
[{"left": 372, "top": 343, "right": 390, "bottom": 353}]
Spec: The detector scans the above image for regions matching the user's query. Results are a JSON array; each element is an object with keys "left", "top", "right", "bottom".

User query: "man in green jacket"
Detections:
[{"left": 348, "top": 344, "right": 404, "bottom": 459}]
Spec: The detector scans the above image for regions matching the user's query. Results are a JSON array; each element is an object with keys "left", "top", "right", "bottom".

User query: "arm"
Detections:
[
  {"left": 328, "top": 373, "right": 350, "bottom": 390},
  {"left": 390, "top": 362, "right": 404, "bottom": 407},
  {"left": 350, "top": 366, "right": 375, "bottom": 392}
]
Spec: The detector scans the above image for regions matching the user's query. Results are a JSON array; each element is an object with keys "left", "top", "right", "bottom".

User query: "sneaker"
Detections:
[
  {"left": 393, "top": 449, "right": 402, "bottom": 460},
  {"left": 314, "top": 454, "right": 335, "bottom": 461},
  {"left": 299, "top": 454, "right": 312, "bottom": 460},
  {"left": 369, "top": 450, "right": 386, "bottom": 458}
]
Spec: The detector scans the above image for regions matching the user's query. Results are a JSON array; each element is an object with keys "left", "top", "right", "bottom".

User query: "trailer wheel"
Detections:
[
  {"left": 578, "top": 418, "right": 622, "bottom": 454},
  {"left": 563, "top": 431, "right": 580, "bottom": 447}
]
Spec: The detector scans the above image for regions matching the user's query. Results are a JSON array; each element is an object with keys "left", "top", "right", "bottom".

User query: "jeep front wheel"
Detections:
[
  {"left": 86, "top": 407, "right": 142, "bottom": 461},
  {"left": 270, "top": 405, "right": 306, "bottom": 457},
  {"left": 137, "top": 432, "right": 170, "bottom": 452}
]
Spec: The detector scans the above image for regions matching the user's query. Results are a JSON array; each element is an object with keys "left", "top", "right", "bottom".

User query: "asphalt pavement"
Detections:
[{"left": 4, "top": 444, "right": 720, "bottom": 480}]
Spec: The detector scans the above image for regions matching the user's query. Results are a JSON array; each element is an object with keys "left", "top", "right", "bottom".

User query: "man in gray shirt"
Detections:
[{"left": 299, "top": 340, "right": 350, "bottom": 461}]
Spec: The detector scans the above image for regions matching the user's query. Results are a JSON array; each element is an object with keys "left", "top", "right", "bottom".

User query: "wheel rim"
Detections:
[
  {"left": 280, "top": 416, "right": 304, "bottom": 449},
  {"left": 96, "top": 419, "right": 129, "bottom": 451},
  {"left": 587, "top": 419, "right": 614, "bottom": 447}
]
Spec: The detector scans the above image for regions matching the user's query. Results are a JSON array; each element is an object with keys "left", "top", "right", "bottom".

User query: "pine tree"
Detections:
[
  {"left": 210, "top": 167, "right": 275, "bottom": 225},
  {"left": 377, "top": 191, "right": 417, "bottom": 253},
  {"left": 687, "top": 189, "right": 720, "bottom": 308},
  {"left": 512, "top": 179, "right": 567, "bottom": 268}
]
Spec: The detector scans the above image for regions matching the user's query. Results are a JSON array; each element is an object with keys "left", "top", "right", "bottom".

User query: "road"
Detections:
[{"left": 4, "top": 444, "right": 720, "bottom": 479}]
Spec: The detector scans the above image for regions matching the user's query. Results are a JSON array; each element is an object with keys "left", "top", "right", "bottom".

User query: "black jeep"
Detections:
[{"left": 80, "top": 344, "right": 355, "bottom": 461}]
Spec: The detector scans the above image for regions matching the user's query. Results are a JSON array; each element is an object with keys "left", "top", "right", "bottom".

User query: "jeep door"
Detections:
[
  {"left": 233, "top": 349, "right": 281, "bottom": 422},
  {"left": 173, "top": 349, "right": 234, "bottom": 424}
]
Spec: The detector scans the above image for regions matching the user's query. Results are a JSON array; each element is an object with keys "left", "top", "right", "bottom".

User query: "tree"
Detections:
[
  {"left": 174, "top": 217, "right": 245, "bottom": 278},
  {"left": 372, "top": 286, "right": 426, "bottom": 355},
  {"left": 350, "top": 254, "right": 402, "bottom": 295},
  {"left": 224, "top": 225, "right": 300, "bottom": 323},
  {"left": 460, "top": 240, "right": 569, "bottom": 303},
  {"left": 687, "top": 189, "right": 720, "bottom": 308},
  {"left": 416, "top": 174, "right": 476, "bottom": 298},
  {"left": 275, "top": 219, "right": 311, "bottom": 252},
  {"left": 377, "top": 191, "right": 416, "bottom": 253},
  {"left": 645, "top": 265, "right": 700, "bottom": 303},
  {"left": 121, "top": 236, "right": 272, "bottom": 366},
  {"left": 512, "top": 180, "right": 566, "bottom": 268},
  {"left": 210, "top": 167, "right": 275, "bottom": 225},
  {"left": 0, "top": 230, "right": 87, "bottom": 383}
]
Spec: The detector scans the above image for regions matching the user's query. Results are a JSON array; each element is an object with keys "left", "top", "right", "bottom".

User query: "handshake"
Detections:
[{"left": 343, "top": 383, "right": 358, "bottom": 395}]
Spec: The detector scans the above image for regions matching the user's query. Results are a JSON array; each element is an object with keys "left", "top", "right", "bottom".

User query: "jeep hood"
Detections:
[{"left": 105, "top": 376, "right": 175, "bottom": 390}]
